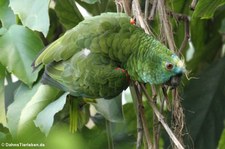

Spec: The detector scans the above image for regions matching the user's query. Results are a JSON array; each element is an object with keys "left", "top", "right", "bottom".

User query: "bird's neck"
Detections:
[{"left": 124, "top": 34, "right": 156, "bottom": 82}]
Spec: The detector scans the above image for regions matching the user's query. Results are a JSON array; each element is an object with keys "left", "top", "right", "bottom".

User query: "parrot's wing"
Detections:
[
  {"left": 42, "top": 50, "right": 130, "bottom": 99},
  {"left": 33, "top": 13, "right": 130, "bottom": 68}
]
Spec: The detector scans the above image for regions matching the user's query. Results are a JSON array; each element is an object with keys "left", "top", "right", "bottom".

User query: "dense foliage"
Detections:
[{"left": 0, "top": 0, "right": 225, "bottom": 149}]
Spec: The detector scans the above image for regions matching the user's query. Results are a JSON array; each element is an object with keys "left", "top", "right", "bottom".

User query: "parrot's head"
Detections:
[
  {"left": 130, "top": 50, "right": 186, "bottom": 87},
  {"left": 161, "top": 54, "right": 186, "bottom": 88}
]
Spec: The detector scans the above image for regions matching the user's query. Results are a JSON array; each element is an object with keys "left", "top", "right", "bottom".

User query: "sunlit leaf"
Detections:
[
  {"left": 7, "top": 83, "right": 61, "bottom": 137},
  {"left": 47, "top": 123, "right": 85, "bottom": 149},
  {"left": 7, "top": 83, "right": 40, "bottom": 137},
  {"left": 183, "top": 58, "right": 225, "bottom": 149},
  {"left": 93, "top": 95, "right": 124, "bottom": 123},
  {"left": 34, "top": 92, "right": 69, "bottom": 136},
  {"left": 9, "top": 0, "right": 50, "bottom": 36},
  {"left": 0, "top": 25, "right": 44, "bottom": 86},
  {"left": 0, "top": 0, "right": 16, "bottom": 28},
  {"left": 55, "top": 0, "right": 83, "bottom": 30},
  {"left": 193, "top": 0, "right": 225, "bottom": 19}
]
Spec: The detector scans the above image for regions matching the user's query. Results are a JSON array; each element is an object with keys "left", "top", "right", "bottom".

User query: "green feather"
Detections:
[{"left": 34, "top": 12, "right": 186, "bottom": 99}]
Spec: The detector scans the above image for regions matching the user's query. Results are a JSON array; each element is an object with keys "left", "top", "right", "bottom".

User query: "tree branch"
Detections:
[
  {"left": 157, "top": 0, "right": 176, "bottom": 51},
  {"left": 132, "top": 0, "right": 152, "bottom": 34},
  {"left": 166, "top": 11, "right": 190, "bottom": 53},
  {"left": 140, "top": 83, "right": 185, "bottom": 149},
  {"left": 134, "top": 83, "right": 153, "bottom": 149},
  {"left": 129, "top": 82, "right": 143, "bottom": 149},
  {"left": 148, "top": 0, "right": 157, "bottom": 21},
  {"left": 122, "top": 0, "right": 131, "bottom": 16},
  {"left": 144, "top": 0, "right": 150, "bottom": 20}
]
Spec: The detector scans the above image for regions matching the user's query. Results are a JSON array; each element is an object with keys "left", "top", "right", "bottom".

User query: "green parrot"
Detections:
[{"left": 33, "top": 13, "right": 186, "bottom": 99}]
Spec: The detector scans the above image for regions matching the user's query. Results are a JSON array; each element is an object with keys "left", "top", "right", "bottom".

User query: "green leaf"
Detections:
[
  {"left": 193, "top": 0, "right": 225, "bottom": 19},
  {"left": 0, "top": 25, "right": 44, "bottom": 86},
  {"left": 7, "top": 83, "right": 61, "bottom": 137},
  {"left": 9, "top": 0, "right": 50, "bottom": 36},
  {"left": 34, "top": 92, "right": 69, "bottom": 136},
  {"left": 183, "top": 58, "right": 225, "bottom": 149},
  {"left": 47, "top": 123, "right": 85, "bottom": 149},
  {"left": 218, "top": 127, "right": 225, "bottom": 149},
  {"left": 0, "top": 27, "right": 7, "bottom": 35},
  {"left": 75, "top": 0, "right": 116, "bottom": 16},
  {"left": 81, "top": 0, "right": 100, "bottom": 4},
  {"left": 7, "top": 83, "right": 40, "bottom": 137},
  {"left": 55, "top": 0, "right": 83, "bottom": 30},
  {"left": 93, "top": 95, "right": 124, "bottom": 123},
  {"left": 0, "top": 0, "right": 16, "bottom": 28}
]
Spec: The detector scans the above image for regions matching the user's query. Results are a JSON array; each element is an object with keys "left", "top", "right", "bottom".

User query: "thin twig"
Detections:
[
  {"left": 166, "top": 11, "right": 190, "bottom": 54},
  {"left": 148, "top": 0, "right": 157, "bottom": 21},
  {"left": 115, "top": 0, "right": 123, "bottom": 12},
  {"left": 178, "top": 20, "right": 189, "bottom": 54},
  {"left": 171, "top": 89, "right": 185, "bottom": 148},
  {"left": 140, "top": 83, "right": 185, "bottom": 149},
  {"left": 137, "top": 112, "right": 143, "bottom": 149},
  {"left": 122, "top": 0, "right": 131, "bottom": 16},
  {"left": 134, "top": 83, "right": 153, "bottom": 149},
  {"left": 132, "top": 0, "right": 152, "bottom": 34},
  {"left": 157, "top": 0, "right": 176, "bottom": 51},
  {"left": 162, "top": 85, "right": 171, "bottom": 111},
  {"left": 144, "top": 0, "right": 150, "bottom": 20},
  {"left": 130, "top": 82, "right": 143, "bottom": 149},
  {"left": 106, "top": 119, "right": 114, "bottom": 149}
]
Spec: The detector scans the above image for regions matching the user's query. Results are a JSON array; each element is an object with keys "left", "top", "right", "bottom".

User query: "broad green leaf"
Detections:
[
  {"left": 7, "top": 83, "right": 40, "bottom": 137},
  {"left": 0, "top": 25, "right": 44, "bottom": 86},
  {"left": 183, "top": 58, "right": 225, "bottom": 149},
  {"left": 81, "top": 0, "right": 100, "bottom": 4},
  {"left": 34, "top": 92, "right": 69, "bottom": 136},
  {"left": 188, "top": 11, "right": 224, "bottom": 73},
  {"left": 218, "top": 127, "right": 225, "bottom": 149},
  {"left": 0, "top": 28, "right": 7, "bottom": 35},
  {"left": 9, "top": 0, "right": 50, "bottom": 36},
  {"left": 93, "top": 95, "right": 124, "bottom": 123},
  {"left": 55, "top": 0, "right": 83, "bottom": 30},
  {"left": 76, "top": 0, "right": 116, "bottom": 16},
  {"left": 7, "top": 83, "right": 61, "bottom": 137},
  {"left": 0, "top": 0, "right": 16, "bottom": 28},
  {"left": 0, "top": 132, "right": 6, "bottom": 141},
  {"left": 193, "top": 0, "right": 225, "bottom": 19},
  {"left": 46, "top": 123, "right": 85, "bottom": 149}
]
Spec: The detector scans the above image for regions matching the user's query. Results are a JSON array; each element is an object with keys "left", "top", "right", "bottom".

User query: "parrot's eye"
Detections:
[{"left": 165, "top": 62, "right": 174, "bottom": 70}]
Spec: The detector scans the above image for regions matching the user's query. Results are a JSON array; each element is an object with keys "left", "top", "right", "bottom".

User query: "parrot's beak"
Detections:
[{"left": 164, "top": 73, "right": 183, "bottom": 89}]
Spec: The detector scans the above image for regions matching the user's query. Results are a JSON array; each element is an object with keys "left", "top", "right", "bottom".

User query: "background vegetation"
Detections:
[{"left": 0, "top": 0, "right": 225, "bottom": 149}]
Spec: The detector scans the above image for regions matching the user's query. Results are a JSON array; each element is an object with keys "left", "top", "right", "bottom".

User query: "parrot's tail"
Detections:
[{"left": 69, "top": 96, "right": 79, "bottom": 133}]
